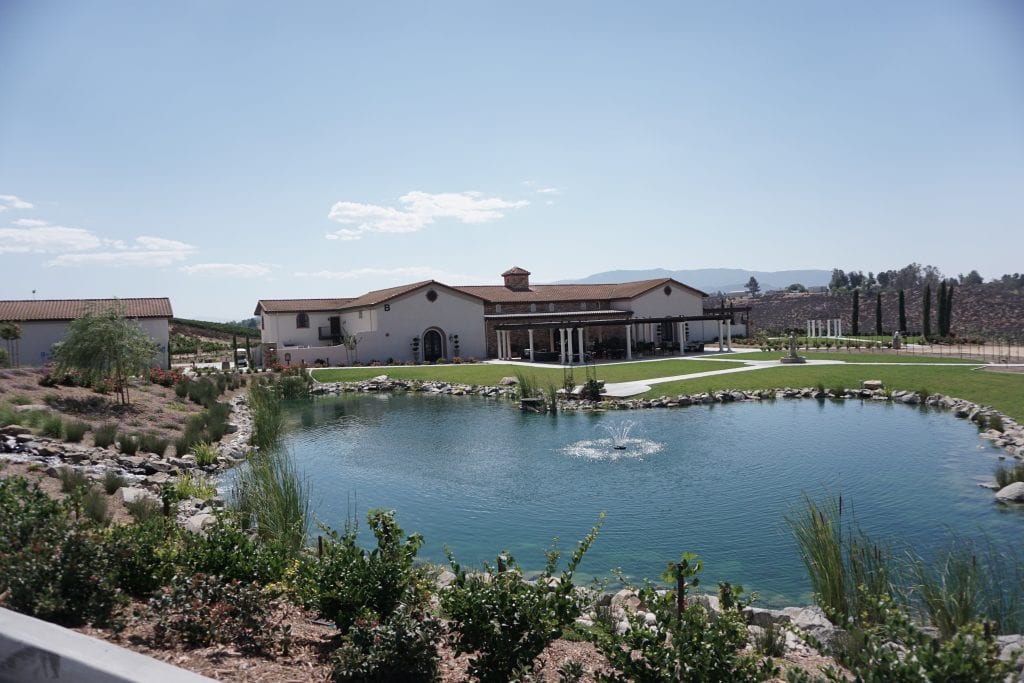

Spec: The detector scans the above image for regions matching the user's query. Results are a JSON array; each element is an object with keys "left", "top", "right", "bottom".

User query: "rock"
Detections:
[
  {"left": 371, "top": 374, "right": 389, "bottom": 382},
  {"left": 997, "top": 634, "right": 1024, "bottom": 666},
  {"left": 498, "top": 376, "right": 519, "bottom": 386},
  {"left": 643, "top": 611, "right": 658, "bottom": 627},
  {"left": 143, "top": 460, "right": 173, "bottom": 474},
  {"left": 611, "top": 589, "right": 641, "bottom": 613},
  {"left": 14, "top": 404, "right": 49, "bottom": 413},
  {"left": 615, "top": 619, "right": 630, "bottom": 635},
  {"left": 147, "top": 471, "right": 171, "bottom": 486},
  {"left": 120, "top": 486, "right": 158, "bottom": 504},
  {"left": 744, "top": 607, "right": 790, "bottom": 627},
  {"left": 691, "top": 594, "right": 721, "bottom": 616},
  {"left": 435, "top": 570, "right": 457, "bottom": 589},
  {"left": 995, "top": 481, "right": 1024, "bottom": 503},
  {"left": 862, "top": 380, "right": 884, "bottom": 390},
  {"left": 575, "top": 616, "right": 594, "bottom": 628},
  {"left": 183, "top": 513, "right": 216, "bottom": 534},
  {"left": 117, "top": 455, "right": 146, "bottom": 469},
  {"left": 1, "top": 425, "right": 31, "bottom": 436}
]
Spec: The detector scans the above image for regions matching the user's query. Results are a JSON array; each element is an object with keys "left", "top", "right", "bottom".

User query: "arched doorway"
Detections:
[{"left": 423, "top": 328, "right": 445, "bottom": 363}]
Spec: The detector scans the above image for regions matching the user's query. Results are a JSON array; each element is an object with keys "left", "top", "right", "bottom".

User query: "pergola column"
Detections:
[
  {"left": 577, "top": 328, "right": 585, "bottom": 363},
  {"left": 625, "top": 325, "right": 632, "bottom": 360},
  {"left": 837, "top": 319, "right": 843, "bottom": 337},
  {"left": 726, "top": 320, "right": 733, "bottom": 351},
  {"left": 558, "top": 329, "right": 566, "bottom": 364},
  {"left": 676, "top": 322, "right": 684, "bottom": 355},
  {"left": 528, "top": 329, "right": 535, "bottom": 362},
  {"left": 718, "top": 320, "right": 724, "bottom": 352},
  {"left": 567, "top": 327, "right": 575, "bottom": 365},
  {"left": 548, "top": 329, "right": 554, "bottom": 352},
  {"left": 495, "top": 329, "right": 502, "bottom": 359},
  {"left": 807, "top": 320, "right": 811, "bottom": 339}
]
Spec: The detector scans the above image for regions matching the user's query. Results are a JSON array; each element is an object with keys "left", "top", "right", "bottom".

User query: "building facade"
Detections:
[{"left": 255, "top": 268, "right": 746, "bottom": 367}]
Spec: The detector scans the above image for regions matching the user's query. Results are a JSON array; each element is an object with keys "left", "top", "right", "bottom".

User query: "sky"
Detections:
[{"left": 1, "top": 1, "right": 1022, "bottom": 320}]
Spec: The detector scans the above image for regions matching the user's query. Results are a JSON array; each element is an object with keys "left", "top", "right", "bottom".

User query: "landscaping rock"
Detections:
[
  {"left": 1, "top": 424, "right": 31, "bottom": 436},
  {"left": 862, "top": 380, "right": 883, "bottom": 390},
  {"left": 995, "top": 481, "right": 1024, "bottom": 503},
  {"left": 183, "top": 513, "right": 216, "bottom": 534},
  {"left": 498, "top": 376, "right": 519, "bottom": 386},
  {"left": 120, "top": 486, "right": 158, "bottom": 505},
  {"left": 146, "top": 471, "right": 171, "bottom": 486}
]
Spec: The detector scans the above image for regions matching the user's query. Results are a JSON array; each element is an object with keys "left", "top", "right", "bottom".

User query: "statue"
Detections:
[
  {"left": 780, "top": 332, "right": 806, "bottom": 364},
  {"left": 892, "top": 331, "right": 901, "bottom": 350}
]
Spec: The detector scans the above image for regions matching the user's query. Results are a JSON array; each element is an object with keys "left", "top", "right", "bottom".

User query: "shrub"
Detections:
[
  {"left": 150, "top": 573, "right": 291, "bottom": 655},
  {"left": 442, "top": 517, "right": 602, "bottom": 682},
  {"left": 5, "top": 519, "right": 124, "bottom": 627},
  {"left": 329, "top": 605, "right": 442, "bottom": 683},
  {"left": 180, "top": 513, "right": 290, "bottom": 585},
  {"left": 174, "top": 471, "right": 216, "bottom": 500},
  {"left": 249, "top": 382, "right": 285, "bottom": 451},
  {"left": 754, "top": 619, "right": 786, "bottom": 657},
  {"left": 105, "top": 516, "right": 180, "bottom": 598},
  {"left": 0, "top": 476, "right": 67, "bottom": 593},
  {"left": 138, "top": 432, "right": 170, "bottom": 456},
  {"left": 41, "top": 413, "right": 64, "bottom": 438},
  {"left": 63, "top": 420, "right": 90, "bottom": 443},
  {"left": 995, "top": 462, "right": 1024, "bottom": 489},
  {"left": 988, "top": 414, "right": 1005, "bottom": 432},
  {"left": 58, "top": 466, "right": 90, "bottom": 493},
  {"left": 125, "top": 496, "right": 163, "bottom": 522},
  {"left": 232, "top": 449, "right": 309, "bottom": 556},
  {"left": 81, "top": 485, "right": 112, "bottom": 526},
  {"left": 93, "top": 422, "right": 118, "bottom": 448},
  {"left": 118, "top": 433, "right": 140, "bottom": 455},
  {"left": 102, "top": 469, "right": 127, "bottom": 495},
  {"left": 312, "top": 510, "right": 430, "bottom": 635},
  {"left": 190, "top": 441, "right": 219, "bottom": 466}
]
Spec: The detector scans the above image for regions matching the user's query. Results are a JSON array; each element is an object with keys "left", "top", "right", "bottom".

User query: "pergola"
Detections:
[{"left": 490, "top": 310, "right": 748, "bottom": 363}]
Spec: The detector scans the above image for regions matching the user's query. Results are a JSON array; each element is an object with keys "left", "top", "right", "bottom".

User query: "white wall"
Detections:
[
  {"left": 11, "top": 318, "right": 169, "bottom": 368},
  {"left": 615, "top": 284, "right": 705, "bottom": 318}
]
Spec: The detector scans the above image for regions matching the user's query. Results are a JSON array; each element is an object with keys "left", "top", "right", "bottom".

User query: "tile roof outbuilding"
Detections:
[{"left": 0, "top": 298, "right": 173, "bottom": 321}]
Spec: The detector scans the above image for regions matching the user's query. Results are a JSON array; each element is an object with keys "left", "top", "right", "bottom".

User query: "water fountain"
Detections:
[{"left": 561, "top": 419, "right": 664, "bottom": 460}]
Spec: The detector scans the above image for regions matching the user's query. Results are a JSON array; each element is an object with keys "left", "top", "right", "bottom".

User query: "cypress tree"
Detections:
[
  {"left": 851, "top": 290, "right": 860, "bottom": 335},
  {"left": 937, "top": 280, "right": 948, "bottom": 337},
  {"left": 875, "top": 292, "right": 883, "bottom": 335},
  {"left": 944, "top": 282, "right": 955, "bottom": 336},
  {"left": 922, "top": 283, "right": 932, "bottom": 339},
  {"left": 898, "top": 289, "right": 907, "bottom": 333}
]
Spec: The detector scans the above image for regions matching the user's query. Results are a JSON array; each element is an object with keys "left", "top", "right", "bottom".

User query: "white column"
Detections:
[
  {"left": 528, "top": 329, "right": 535, "bottom": 362},
  {"left": 567, "top": 327, "right": 575, "bottom": 365},
  {"left": 718, "top": 320, "right": 724, "bottom": 351},
  {"left": 726, "top": 320, "right": 733, "bottom": 351},
  {"left": 807, "top": 320, "right": 811, "bottom": 339},
  {"left": 677, "top": 322, "right": 684, "bottom": 355},
  {"left": 495, "top": 330, "right": 502, "bottom": 359},
  {"left": 578, "top": 328, "right": 585, "bottom": 363},
  {"left": 837, "top": 319, "right": 843, "bottom": 337},
  {"left": 625, "top": 325, "right": 633, "bottom": 360},
  {"left": 558, "top": 329, "right": 565, "bottom": 364}
]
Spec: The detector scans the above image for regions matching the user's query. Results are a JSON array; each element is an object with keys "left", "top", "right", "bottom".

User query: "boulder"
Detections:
[
  {"left": 862, "top": 380, "right": 884, "bottom": 391},
  {"left": 780, "top": 605, "right": 842, "bottom": 650},
  {"left": 1, "top": 425, "right": 31, "bottom": 436},
  {"left": 146, "top": 471, "right": 171, "bottom": 486},
  {"left": 435, "top": 570, "right": 457, "bottom": 589},
  {"left": 744, "top": 607, "right": 790, "bottom": 628},
  {"left": 183, "top": 513, "right": 216, "bottom": 534},
  {"left": 995, "top": 481, "right": 1024, "bottom": 503},
  {"left": 120, "top": 486, "right": 158, "bottom": 505},
  {"left": 498, "top": 376, "right": 519, "bottom": 386}
]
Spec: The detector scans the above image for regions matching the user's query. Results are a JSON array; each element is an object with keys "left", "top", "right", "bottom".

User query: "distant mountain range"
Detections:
[{"left": 553, "top": 268, "right": 832, "bottom": 293}]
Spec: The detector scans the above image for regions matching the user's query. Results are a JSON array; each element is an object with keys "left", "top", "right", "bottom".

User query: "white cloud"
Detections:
[
  {"left": 181, "top": 263, "right": 274, "bottom": 278},
  {"left": 0, "top": 225, "right": 102, "bottom": 254},
  {"left": 13, "top": 218, "right": 48, "bottom": 227},
  {"left": 0, "top": 194, "right": 34, "bottom": 210},
  {"left": 327, "top": 190, "right": 528, "bottom": 240},
  {"left": 47, "top": 235, "right": 196, "bottom": 267},
  {"left": 536, "top": 187, "right": 562, "bottom": 194}
]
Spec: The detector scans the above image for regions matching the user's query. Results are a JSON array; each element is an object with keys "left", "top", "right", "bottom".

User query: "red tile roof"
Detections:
[
  {"left": 0, "top": 298, "right": 173, "bottom": 321},
  {"left": 501, "top": 266, "right": 531, "bottom": 276},
  {"left": 254, "top": 298, "right": 355, "bottom": 314},
  {"left": 454, "top": 278, "right": 707, "bottom": 303},
  {"left": 335, "top": 281, "right": 485, "bottom": 311}
]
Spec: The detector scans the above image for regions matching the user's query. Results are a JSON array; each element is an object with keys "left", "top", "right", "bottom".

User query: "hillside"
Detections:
[
  {"left": 556, "top": 268, "right": 831, "bottom": 293},
  {"left": 717, "top": 282, "right": 1024, "bottom": 339}
]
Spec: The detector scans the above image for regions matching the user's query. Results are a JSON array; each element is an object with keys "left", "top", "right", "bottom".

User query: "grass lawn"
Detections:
[
  {"left": 716, "top": 351, "right": 979, "bottom": 364},
  {"left": 640, "top": 365, "right": 1024, "bottom": 422},
  {"left": 311, "top": 358, "right": 746, "bottom": 386}
]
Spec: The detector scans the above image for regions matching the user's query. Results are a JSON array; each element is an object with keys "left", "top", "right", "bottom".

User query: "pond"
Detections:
[{"left": 279, "top": 393, "right": 1020, "bottom": 606}]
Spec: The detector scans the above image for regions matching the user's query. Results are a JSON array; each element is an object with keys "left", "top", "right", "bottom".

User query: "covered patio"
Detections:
[{"left": 490, "top": 312, "right": 741, "bottom": 363}]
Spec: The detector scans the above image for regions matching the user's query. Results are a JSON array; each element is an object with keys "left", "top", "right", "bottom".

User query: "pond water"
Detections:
[{"left": 278, "top": 393, "right": 1020, "bottom": 605}]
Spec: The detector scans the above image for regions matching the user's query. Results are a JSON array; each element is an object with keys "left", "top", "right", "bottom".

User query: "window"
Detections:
[
  {"left": 426, "top": 289, "right": 438, "bottom": 302},
  {"left": 530, "top": 303, "right": 537, "bottom": 312},
  {"left": 548, "top": 303, "right": 555, "bottom": 312},
  {"left": 495, "top": 304, "right": 502, "bottom": 313},
  {"left": 296, "top": 312, "right": 309, "bottom": 328},
  {"left": 580, "top": 302, "right": 587, "bottom": 310},
  {"left": 664, "top": 285, "right": 672, "bottom": 296}
]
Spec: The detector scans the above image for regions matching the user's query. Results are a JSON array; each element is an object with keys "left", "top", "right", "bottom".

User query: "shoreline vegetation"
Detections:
[{"left": 2, "top": 359, "right": 1023, "bottom": 680}]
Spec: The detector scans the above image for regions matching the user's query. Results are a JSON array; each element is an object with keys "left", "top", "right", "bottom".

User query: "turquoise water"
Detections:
[{"left": 281, "top": 394, "right": 1021, "bottom": 605}]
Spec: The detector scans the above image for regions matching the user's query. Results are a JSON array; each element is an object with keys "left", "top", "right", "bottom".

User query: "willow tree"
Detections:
[{"left": 53, "top": 306, "right": 158, "bottom": 405}]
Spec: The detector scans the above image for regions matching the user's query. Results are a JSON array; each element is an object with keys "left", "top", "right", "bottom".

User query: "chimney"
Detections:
[{"left": 501, "top": 266, "right": 531, "bottom": 291}]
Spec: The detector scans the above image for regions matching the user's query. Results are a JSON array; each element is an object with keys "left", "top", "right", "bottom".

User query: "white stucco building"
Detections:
[
  {"left": 255, "top": 268, "right": 747, "bottom": 367},
  {"left": 0, "top": 298, "right": 173, "bottom": 368}
]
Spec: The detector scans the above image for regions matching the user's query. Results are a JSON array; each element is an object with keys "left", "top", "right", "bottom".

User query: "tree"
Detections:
[
  {"left": 898, "top": 290, "right": 907, "bottom": 333},
  {"left": 851, "top": 290, "right": 860, "bottom": 335},
  {"left": 745, "top": 276, "right": 760, "bottom": 297},
  {"left": 960, "top": 270, "right": 983, "bottom": 285},
  {"left": 829, "top": 269, "right": 849, "bottom": 291},
  {"left": 875, "top": 292, "right": 883, "bottom": 335},
  {"left": 786, "top": 283, "right": 807, "bottom": 293},
  {"left": 943, "top": 282, "right": 955, "bottom": 336},
  {"left": 937, "top": 280, "right": 948, "bottom": 338},
  {"left": 922, "top": 283, "right": 932, "bottom": 338},
  {"left": 53, "top": 306, "right": 158, "bottom": 405},
  {"left": 0, "top": 322, "right": 21, "bottom": 368},
  {"left": 847, "top": 270, "right": 865, "bottom": 290}
]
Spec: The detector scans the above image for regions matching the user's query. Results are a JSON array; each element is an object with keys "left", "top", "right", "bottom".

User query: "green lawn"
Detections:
[
  {"left": 716, "top": 351, "right": 979, "bottom": 364},
  {"left": 311, "top": 358, "right": 746, "bottom": 386},
  {"left": 640, "top": 366, "right": 1024, "bottom": 422}
]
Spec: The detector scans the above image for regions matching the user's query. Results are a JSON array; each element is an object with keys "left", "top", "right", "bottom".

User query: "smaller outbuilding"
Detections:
[{"left": 0, "top": 298, "right": 173, "bottom": 368}]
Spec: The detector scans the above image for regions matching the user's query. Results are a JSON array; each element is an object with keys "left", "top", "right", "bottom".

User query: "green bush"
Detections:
[
  {"left": 150, "top": 573, "right": 291, "bottom": 655},
  {"left": 93, "top": 422, "right": 118, "bottom": 448},
  {"left": 180, "top": 513, "right": 289, "bottom": 585},
  {"left": 138, "top": 432, "right": 170, "bottom": 456},
  {"left": 190, "top": 441, "right": 219, "bottom": 466},
  {"left": 5, "top": 520, "right": 124, "bottom": 627},
  {"left": 105, "top": 516, "right": 180, "bottom": 598},
  {"left": 995, "top": 462, "right": 1024, "bottom": 489},
  {"left": 41, "top": 413, "right": 64, "bottom": 438},
  {"left": 590, "top": 566, "right": 776, "bottom": 682},
  {"left": 125, "top": 496, "right": 163, "bottom": 523},
  {"left": 118, "top": 433, "right": 140, "bottom": 455},
  {"left": 0, "top": 476, "right": 67, "bottom": 593},
  {"left": 58, "top": 466, "right": 90, "bottom": 493},
  {"left": 102, "top": 469, "right": 127, "bottom": 495},
  {"left": 311, "top": 510, "right": 430, "bottom": 635},
  {"left": 329, "top": 605, "right": 442, "bottom": 682},
  {"left": 63, "top": 420, "right": 90, "bottom": 443},
  {"left": 174, "top": 470, "right": 216, "bottom": 500},
  {"left": 81, "top": 486, "right": 112, "bottom": 526},
  {"left": 442, "top": 517, "right": 602, "bottom": 682}
]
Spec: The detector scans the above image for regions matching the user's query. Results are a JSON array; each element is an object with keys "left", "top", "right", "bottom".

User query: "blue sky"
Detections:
[{"left": 1, "top": 1, "right": 1022, "bottom": 320}]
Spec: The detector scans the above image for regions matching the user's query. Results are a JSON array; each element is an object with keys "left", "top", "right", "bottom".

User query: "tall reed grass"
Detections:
[
  {"left": 248, "top": 382, "right": 285, "bottom": 451},
  {"left": 232, "top": 448, "right": 309, "bottom": 557}
]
